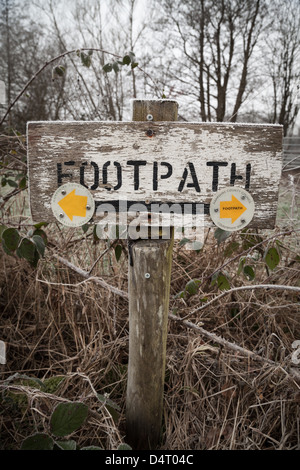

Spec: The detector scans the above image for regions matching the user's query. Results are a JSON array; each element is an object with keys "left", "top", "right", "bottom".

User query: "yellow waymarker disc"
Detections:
[
  {"left": 51, "top": 183, "right": 95, "bottom": 227},
  {"left": 209, "top": 187, "right": 255, "bottom": 232}
]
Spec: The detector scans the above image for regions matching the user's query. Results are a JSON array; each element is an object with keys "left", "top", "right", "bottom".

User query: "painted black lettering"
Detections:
[
  {"left": 230, "top": 163, "right": 243, "bottom": 186},
  {"left": 245, "top": 163, "right": 251, "bottom": 190},
  {"left": 153, "top": 162, "right": 173, "bottom": 190},
  {"left": 206, "top": 161, "right": 228, "bottom": 191},
  {"left": 57, "top": 161, "right": 74, "bottom": 185},
  {"left": 80, "top": 162, "right": 99, "bottom": 190},
  {"left": 102, "top": 161, "right": 122, "bottom": 191},
  {"left": 80, "top": 162, "right": 88, "bottom": 188},
  {"left": 178, "top": 162, "right": 200, "bottom": 193},
  {"left": 102, "top": 161, "right": 111, "bottom": 191},
  {"left": 127, "top": 160, "right": 147, "bottom": 190},
  {"left": 153, "top": 162, "right": 158, "bottom": 191},
  {"left": 90, "top": 162, "right": 99, "bottom": 190},
  {"left": 113, "top": 162, "right": 122, "bottom": 191}
]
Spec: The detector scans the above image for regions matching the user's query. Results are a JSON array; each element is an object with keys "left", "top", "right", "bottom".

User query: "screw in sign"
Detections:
[
  {"left": 209, "top": 186, "right": 255, "bottom": 232},
  {"left": 51, "top": 183, "right": 95, "bottom": 227}
]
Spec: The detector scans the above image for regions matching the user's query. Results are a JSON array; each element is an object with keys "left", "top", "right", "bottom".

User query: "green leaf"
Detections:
[
  {"left": 52, "top": 65, "right": 65, "bottom": 80},
  {"left": 50, "top": 402, "right": 88, "bottom": 437},
  {"left": 117, "top": 444, "right": 132, "bottom": 450},
  {"left": 131, "top": 62, "right": 138, "bottom": 69},
  {"left": 175, "top": 290, "right": 186, "bottom": 299},
  {"left": 19, "top": 176, "right": 27, "bottom": 189},
  {"left": 122, "top": 55, "right": 131, "bottom": 65},
  {"left": 214, "top": 228, "right": 231, "bottom": 245},
  {"left": 32, "top": 235, "right": 45, "bottom": 257},
  {"left": 103, "top": 63, "right": 113, "bottom": 73},
  {"left": 17, "top": 238, "right": 36, "bottom": 263},
  {"left": 1, "top": 177, "right": 7, "bottom": 187},
  {"left": 237, "top": 257, "right": 246, "bottom": 276},
  {"left": 21, "top": 433, "right": 54, "bottom": 450},
  {"left": 34, "top": 222, "right": 49, "bottom": 229},
  {"left": 179, "top": 237, "right": 191, "bottom": 246},
  {"left": 81, "top": 446, "right": 104, "bottom": 450},
  {"left": 5, "top": 372, "right": 44, "bottom": 389},
  {"left": 112, "top": 61, "right": 120, "bottom": 73},
  {"left": 217, "top": 273, "right": 230, "bottom": 290},
  {"left": 265, "top": 247, "right": 280, "bottom": 270},
  {"left": 33, "top": 228, "right": 48, "bottom": 245},
  {"left": 185, "top": 279, "right": 200, "bottom": 295},
  {"left": 243, "top": 265, "right": 255, "bottom": 281},
  {"left": 2, "top": 228, "right": 20, "bottom": 252},
  {"left": 115, "top": 244, "right": 122, "bottom": 262},
  {"left": 82, "top": 223, "right": 90, "bottom": 234},
  {"left": 55, "top": 440, "right": 77, "bottom": 450},
  {"left": 43, "top": 376, "right": 65, "bottom": 393},
  {"left": 7, "top": 179, "right": 18, "bottom": 188},
  {"left": 80, "top": 52, "right": 91, "bottom": 68},
  {"left": 212, "top": 272, "right": 230, "bottom": 290}
]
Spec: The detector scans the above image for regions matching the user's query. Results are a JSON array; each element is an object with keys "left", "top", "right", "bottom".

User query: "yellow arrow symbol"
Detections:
[
  {"left": 220, "top": 195, "right": 247, "bottom": 223},
  {"left": 58, "top": 189, "right": 88, "bottom": 221}
]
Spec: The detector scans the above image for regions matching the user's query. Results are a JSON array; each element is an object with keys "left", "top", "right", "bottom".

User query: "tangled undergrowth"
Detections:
[{"left": 0, "top": 134, "right": 300, "bottom": 450}]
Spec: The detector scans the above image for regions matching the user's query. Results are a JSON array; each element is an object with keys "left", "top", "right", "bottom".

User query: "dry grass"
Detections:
[{"left": 0, "top": 135, "right": 300, "bottom": 450}]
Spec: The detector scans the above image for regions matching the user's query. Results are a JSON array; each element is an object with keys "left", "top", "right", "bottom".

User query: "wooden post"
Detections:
[{"left": 126, "top": 99, "right": 178, "bottom": 450}]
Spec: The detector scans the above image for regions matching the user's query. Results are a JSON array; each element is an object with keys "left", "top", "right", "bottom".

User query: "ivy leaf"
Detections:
[
  {"left": 264, "top": 247, "right": 280, "bottom": 270},
  {"left": 50, "top": 402, "right": 88, "bottom": 438},
  {"left": 2, "top": 228, "right": 20, "bottom": 252},
  {"left": 17, "top": 238, "right": 36, "bottom": 263},
  {"left": 21, "top": 433, "right": 54, "bottom": 450}
]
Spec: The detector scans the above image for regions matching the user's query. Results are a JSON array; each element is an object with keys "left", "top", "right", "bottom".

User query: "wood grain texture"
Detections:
[
  {"left": 27, "top": 121, "right": 282, "bottom": 227},
  {"left": 126, "top": 237, "right": 174, "bottom": 449}
]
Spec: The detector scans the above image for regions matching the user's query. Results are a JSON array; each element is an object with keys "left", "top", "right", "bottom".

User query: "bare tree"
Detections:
[
  {"left": 150, "top": 0, "right": 266, "bottom": 122},
  {"left": 265, "top": 0, "right": 300, "bottom": 135}
]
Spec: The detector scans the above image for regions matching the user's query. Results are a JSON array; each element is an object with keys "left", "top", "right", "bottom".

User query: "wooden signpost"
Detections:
[{"left": 27, "top": 99, "right": 283, "bottom": 450}]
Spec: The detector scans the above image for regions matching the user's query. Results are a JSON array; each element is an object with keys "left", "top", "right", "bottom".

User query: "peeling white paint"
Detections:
[{"left": 27, "top": 122, "right": 283, "bottom": 228}]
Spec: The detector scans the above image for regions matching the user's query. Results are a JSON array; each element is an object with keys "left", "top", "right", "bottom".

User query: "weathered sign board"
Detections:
[{"left": 27, "top": 121, "right": 282, "bottom": 228}]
